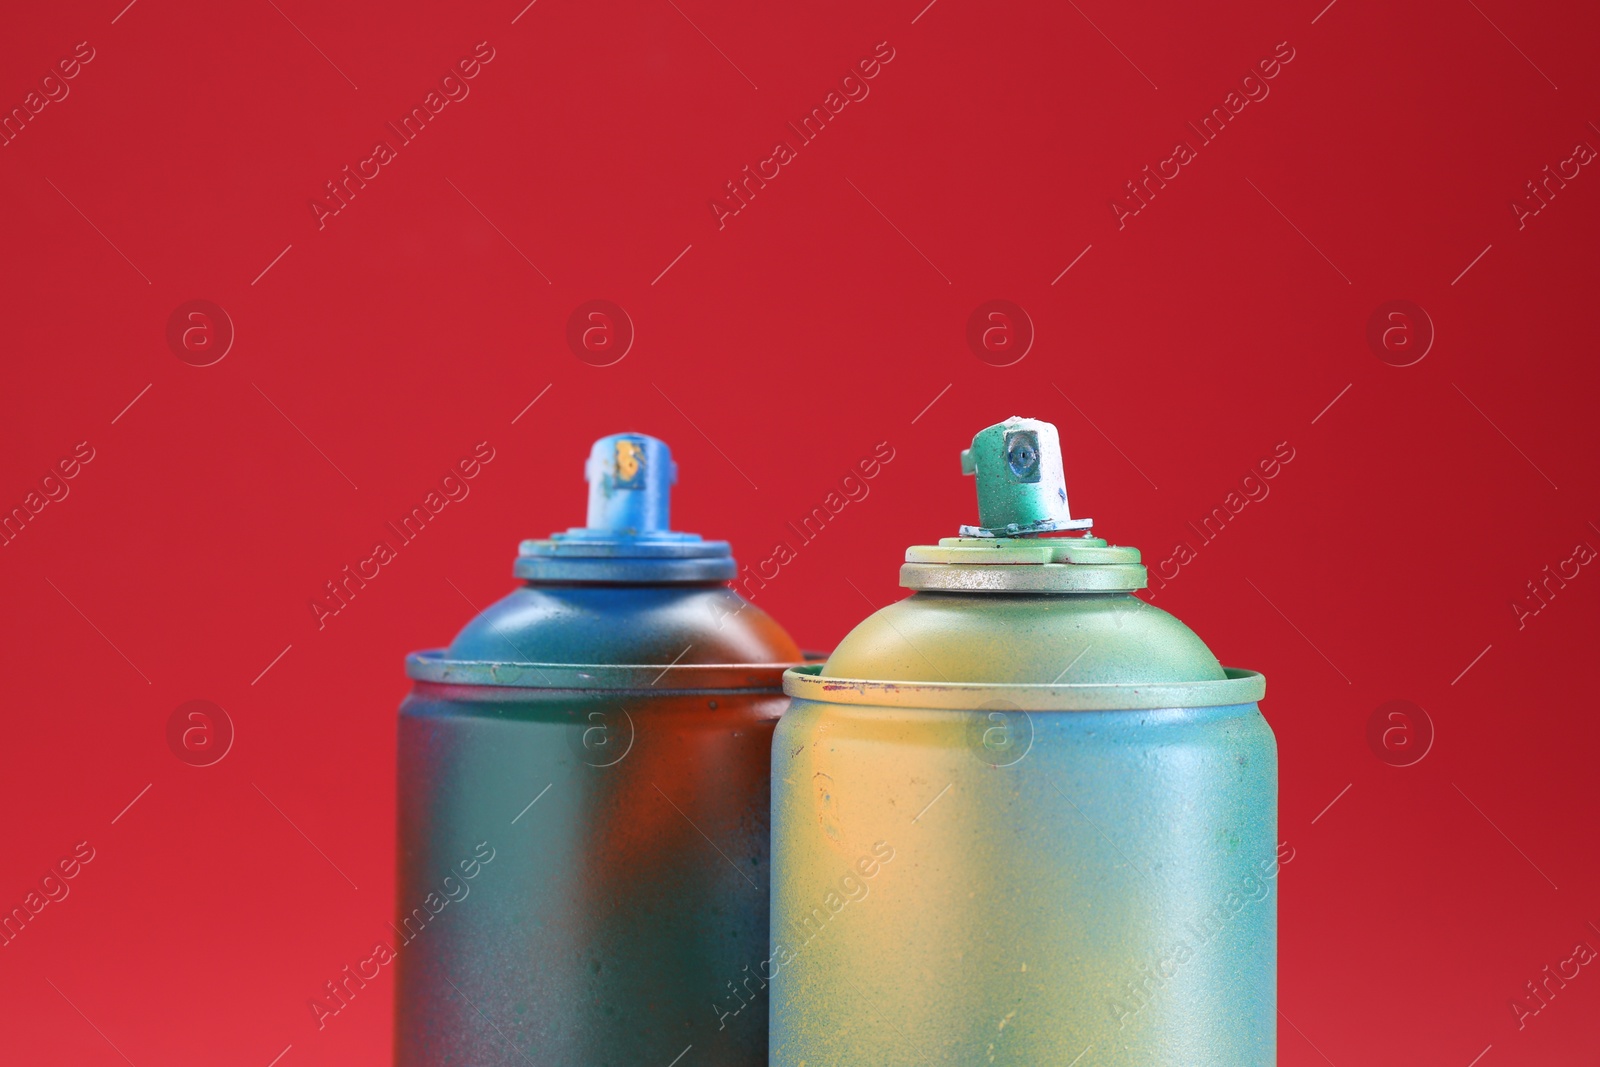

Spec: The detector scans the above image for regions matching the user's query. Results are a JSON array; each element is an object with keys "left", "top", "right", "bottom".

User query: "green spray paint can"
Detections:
[{"left": 768, "top": 416, "right": 1278, "bottom": 1066}]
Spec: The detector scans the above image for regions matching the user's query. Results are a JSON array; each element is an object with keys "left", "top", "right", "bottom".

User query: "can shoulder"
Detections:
[
  {"left": 819, "top": 591, "right": 1232, "bottom": 685},
  {"left": 433, "top": 583, "right": 801, "bottom": 667}
]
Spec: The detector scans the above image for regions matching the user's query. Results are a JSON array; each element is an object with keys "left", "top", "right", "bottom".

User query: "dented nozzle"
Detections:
[{"left": 959, "top": 416, "right": 1092, "bottom": 537}]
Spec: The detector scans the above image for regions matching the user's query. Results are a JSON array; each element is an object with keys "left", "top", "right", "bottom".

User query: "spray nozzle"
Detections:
[
  {"left": 584, "top": 433, "right": 677, "bottom": 535},
  {"left": 958, "top": 417, "right": 1093, "bottom": 538}
]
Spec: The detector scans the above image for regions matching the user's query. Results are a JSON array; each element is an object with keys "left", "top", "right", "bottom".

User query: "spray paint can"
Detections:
[
  {"left": 394, "top": 433, "right": 802, "bottom": 1066},
  {"left": 769, "top": 416, "right": 1276, "bottom": 1066}
]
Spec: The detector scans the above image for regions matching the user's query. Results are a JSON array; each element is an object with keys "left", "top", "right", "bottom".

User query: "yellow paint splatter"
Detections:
[{"left": 615, "top": 439, "right": 644, "bottom": 482}]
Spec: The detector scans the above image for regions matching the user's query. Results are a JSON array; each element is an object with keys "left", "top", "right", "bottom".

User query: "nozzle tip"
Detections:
[
  {"left": 960, "top": 416, "right": 1092, "bottom": 537},
  {"left": 584, "top": 433, "right": 676, "bottom": 534}
]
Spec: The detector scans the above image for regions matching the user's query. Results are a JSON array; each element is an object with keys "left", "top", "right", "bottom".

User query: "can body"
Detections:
[
  {"left": 395, "top": 677, "right": 786, "bottom": 1065},
  {"left": 769, "top": 686, "right": 1278, "bottom": 1066}
]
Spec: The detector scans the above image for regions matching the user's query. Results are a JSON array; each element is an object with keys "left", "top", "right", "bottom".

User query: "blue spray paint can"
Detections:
[{"left": 394, "top": 433, "right": 801, "bottom": 1065}]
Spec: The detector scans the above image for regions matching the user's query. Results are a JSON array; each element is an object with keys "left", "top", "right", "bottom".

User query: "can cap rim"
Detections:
[
  {"left": 407, "top": 649, "right": 816, "bottom": 690},
  {"left": 782, "top": 664, "right": 1265, "bottom": 710}
]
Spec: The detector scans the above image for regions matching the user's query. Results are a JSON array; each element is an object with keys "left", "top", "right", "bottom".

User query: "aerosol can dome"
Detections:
[
  {"left": 411, "top": 430, "right": 797, "bottom": 678},
  {"left": 818, "top": 416, "right": 1235, "bottom": 688}
]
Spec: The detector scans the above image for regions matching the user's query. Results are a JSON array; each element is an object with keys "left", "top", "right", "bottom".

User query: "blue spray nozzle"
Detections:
[
  {"left": 584, "top": 433, "right": 677, "bottom": 535},
  {"left": 515, "top": 432, "right": 733, "bottom": 582}
]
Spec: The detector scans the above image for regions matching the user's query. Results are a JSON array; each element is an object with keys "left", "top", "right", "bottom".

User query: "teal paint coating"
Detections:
[
  {"left": 959, "top": 416, "right": 1094, "bottom": 536},
  {"left": 768, "top": 417, "right": 1277, "bottom": 1066}
]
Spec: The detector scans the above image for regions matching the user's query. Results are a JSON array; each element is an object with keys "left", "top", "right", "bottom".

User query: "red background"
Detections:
[{"left": 3, "top": 0, "right": 1598, "bottom": 1063}]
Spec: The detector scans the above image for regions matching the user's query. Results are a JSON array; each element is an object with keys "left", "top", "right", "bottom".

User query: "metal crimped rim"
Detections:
[
  {"left": 899, "top": 561, "right": 1147, "bottom": 593},
  {"left": 782, "top": 664, "right": 1265, "bottom": 710},
  {"left": 511, "top": 557, "right": 739, "bottom": 582},
  {"left": 405, "top": 649, "right": 802, "bottom": 690}
]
